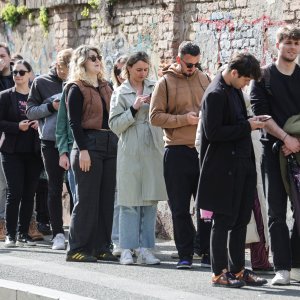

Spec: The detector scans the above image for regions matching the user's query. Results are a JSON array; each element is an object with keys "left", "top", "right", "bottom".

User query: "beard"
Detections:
[{"left": 281, "top": 54, "right": 298, "bottom": 63}]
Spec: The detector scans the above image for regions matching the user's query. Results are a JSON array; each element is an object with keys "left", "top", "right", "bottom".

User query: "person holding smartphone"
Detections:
[
  {"left": 0, "top": 60, "right": 42, "bottom": 247},
  {"left": 109, "top": 52, "right": 167, "bottom": 265}
]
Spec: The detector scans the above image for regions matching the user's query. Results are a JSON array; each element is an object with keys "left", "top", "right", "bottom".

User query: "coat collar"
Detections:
[{"left": 118, "top": 78, "right": 155, "bottom": 95}]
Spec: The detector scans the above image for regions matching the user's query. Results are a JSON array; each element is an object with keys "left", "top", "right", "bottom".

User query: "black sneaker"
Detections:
[
  {"left": 200, "top": 254, "right": 211, "bottom": 268},
  {"left": 97, "top": 251, "right": 119, "bottom": 262},
  {"left": 66, "top": 252, "right": 97, "bottom": 262},
  {"left": 37, "top": 222, "right": 52, "bottom": 235},
  {"left": 177, "top": 258, "right": 193, "bottom": 269},
  {"left": 16, "top": 233, "right": 36, "bottom": 247}
]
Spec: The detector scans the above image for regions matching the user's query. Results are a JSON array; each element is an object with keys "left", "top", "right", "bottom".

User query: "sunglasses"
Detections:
[
  {"left": 115, "top": 68, "right": 122, "bottom": 76},
  {"left": 88, "top": 55, "right": 102, "bottom": 62},
  {"left": 12, "top": 70, "right": 29, "bottom": 76},
  {"left": 181, "top": 60, "right": 201, "bottom": 69}
]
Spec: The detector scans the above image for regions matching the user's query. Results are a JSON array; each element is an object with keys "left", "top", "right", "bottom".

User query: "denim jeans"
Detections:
[
  {"left": 0, "top": 160, "right": 7, "bottom": 220},
  {"left": 67, "top": 168, "right": 77, "bottom": 206},
  {"left": 111, "top": 193, "right": 120, "bottom": 246},
  {"left": 119, "top": 205, "right": 157, "bottom": 249}
]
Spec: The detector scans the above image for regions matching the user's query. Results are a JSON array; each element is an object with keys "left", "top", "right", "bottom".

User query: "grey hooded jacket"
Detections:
[{"left": 26, "top": 68, "right": 63, "bottom": 142}]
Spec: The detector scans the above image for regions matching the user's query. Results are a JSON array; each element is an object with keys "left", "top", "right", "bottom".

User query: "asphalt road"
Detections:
[{"left": 0, "top": 232, "right": 299, "bottom": 300}]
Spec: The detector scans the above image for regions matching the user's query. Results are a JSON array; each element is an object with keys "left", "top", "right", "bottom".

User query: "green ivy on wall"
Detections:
[
  {"left": 38, "top": 7, "right": 49, "bottom": 34},
  {"left": 0, "top": 3, "right": 29, "bottom": 27}
]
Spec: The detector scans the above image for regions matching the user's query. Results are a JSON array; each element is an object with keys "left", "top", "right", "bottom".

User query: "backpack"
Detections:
[{"left": 261, "top": 63, "right": 273, "bottom": 96}]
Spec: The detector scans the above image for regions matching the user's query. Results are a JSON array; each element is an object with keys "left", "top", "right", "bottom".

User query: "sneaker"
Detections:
[
  {"left": 66, "top": 252, "right": 97, "bottom": 262},
  {"left": 200, "top": 254, "right": 211, "bottom": 268},
  {"left": 4, "top": 235, "right": 16, "bottom": 248},
  {"left": 37, "top": 222, "right": 52, "bottom": 235},
  {"left": 52, "top": 233, "right": 66, "bottom": 250},
  {"left": 16, "top": 233, "right": 36, "bottom": 247},
  {"left": 97, "top": 251, "right": 119, "bottom": 261},
  {"left": 28, "top": 220, "right": 44, "bottom": 241},
  {"left": 212, "top": 271, "right": 245, "bottom": 288},
  {"left": 271, "top": 270, "right": 290, "bottom": 285},
  {"left": 120, "top": 249, "right": 134, "bottom": 265},
  {"left": 252, "top": 266, "right": 274, "bottom": 275},
  {"left": 137, "top": 248, "right": 160, "bottom": 265},
  {"left": 235, "top": 268, "right": 267, "bottom": 286},
  {"left": 0, "top": 219, "right": 6, "bottom": 241},
  {"left": 112, "top": 245, "right": 122, "bottom": 257},
  {"left": 176, "top": 258, "right": 192, "bottom": 269}
]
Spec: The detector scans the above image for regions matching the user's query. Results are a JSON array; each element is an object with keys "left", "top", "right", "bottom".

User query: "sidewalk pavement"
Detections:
[{"left": 0, "top": 232, "right": 299, "bottom": 300}]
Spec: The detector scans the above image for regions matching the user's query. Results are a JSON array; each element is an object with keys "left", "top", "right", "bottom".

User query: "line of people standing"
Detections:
[{"left": 0, "top": 24, "right": 299, "bottom": 289}]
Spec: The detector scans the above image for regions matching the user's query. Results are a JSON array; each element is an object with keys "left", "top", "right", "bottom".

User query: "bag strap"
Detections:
[
  {"left": 163, "top": 76, "right": 169, "bottom": 112},
  {"left": 261, "top": 64, "right": 272, "bottom": 96}
]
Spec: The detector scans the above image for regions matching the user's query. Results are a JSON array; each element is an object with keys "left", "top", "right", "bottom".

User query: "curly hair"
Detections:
[{"left": 68, "top": 45, "right": 104, "bottom": 85}]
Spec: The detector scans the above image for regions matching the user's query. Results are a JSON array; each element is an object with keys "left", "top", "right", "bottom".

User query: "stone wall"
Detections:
[
  {"left": 1, "top": 0, "right": 298, "bottom": 76},
  {"left": 0, "top": 0, "right": 299, "bottom": 238}
]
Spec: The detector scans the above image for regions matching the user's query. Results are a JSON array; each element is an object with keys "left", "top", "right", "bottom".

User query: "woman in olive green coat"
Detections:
[{"left": 109, "top": 52, "right": 167, "bottom": 266}]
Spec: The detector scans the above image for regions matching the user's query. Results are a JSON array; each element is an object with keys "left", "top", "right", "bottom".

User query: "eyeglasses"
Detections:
[
  {"left": 88, "top": 55, "right": 102, "bottom": 62},
  {"left": 115, "top": 68, "right": 122, "bottom": 76},
  {"left": 181, "top": 60, "right": 201, "bottom": 69},
  {"left": 12, "top": 70, "right": 29, "bottom": 76}
]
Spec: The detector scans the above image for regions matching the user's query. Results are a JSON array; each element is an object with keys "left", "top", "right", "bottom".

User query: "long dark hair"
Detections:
[{"left": 13, "top": 60, "right": 32, "bottom": 72}]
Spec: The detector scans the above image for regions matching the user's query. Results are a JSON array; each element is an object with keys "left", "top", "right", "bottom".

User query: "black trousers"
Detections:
[
  {"left": 262, "top": 143, "right": 300, "bottom": 270},
  {"left": 1, "top": 152, "right": 42, "bottom": 236},
  {"left": 164, "top": 145, "right": 210, "bottom": 259},
  {"left": 211, "top": 158, "right": 256, "bottom": 275},
  {"left": 41, "top": 140, "right": 65, "bottom": 237},
  {"left": 68, "top": 130, "right": 117, "bottom": 256},
  {"left": 35, "top": 177, "right": 49, "bottom": 224}
]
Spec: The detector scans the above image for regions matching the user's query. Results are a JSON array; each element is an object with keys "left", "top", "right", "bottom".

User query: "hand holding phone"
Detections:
[{"left": 258, "top": 115, "right": 272, "bottom": 122}]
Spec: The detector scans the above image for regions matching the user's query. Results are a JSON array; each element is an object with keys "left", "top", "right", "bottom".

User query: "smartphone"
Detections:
[{"left": 260, "top": 115, "right": 272, "bottom": 122}]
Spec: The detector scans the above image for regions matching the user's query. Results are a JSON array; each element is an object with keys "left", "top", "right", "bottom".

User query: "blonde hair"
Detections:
[{"left": 68, "top": 45, "right": 104, "bottom": 85}]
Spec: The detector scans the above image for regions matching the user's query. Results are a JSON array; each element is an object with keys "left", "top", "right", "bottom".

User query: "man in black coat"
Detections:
[{"left": 197, "top": 53, "right": 267, "bottom": 288}]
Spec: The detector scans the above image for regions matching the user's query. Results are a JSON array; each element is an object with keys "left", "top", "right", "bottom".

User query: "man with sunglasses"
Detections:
[
  {"left": 26, "top": 48, "right": 73, "bottom": 251},
  {"left": 0, "top": 42, "right": 14, "bottom": 242},
  {"left": 150, "top": 41, "right": 211, "bottom": 269}
]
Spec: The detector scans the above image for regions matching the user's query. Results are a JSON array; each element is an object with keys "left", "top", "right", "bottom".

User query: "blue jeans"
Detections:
[
  {"left": 67, "top": 168, "right": 77, "bottom": 205},
  {"left": 111, "top": 192, "right": 119, "bottom": 246},
  {"left": 119, "top": 205, "right": 157, "bottom": 249},
  {"left": 0, "top": 160, "right": 7, "bottom": 220}
]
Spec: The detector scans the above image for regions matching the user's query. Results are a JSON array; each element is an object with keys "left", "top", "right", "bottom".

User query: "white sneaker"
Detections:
[
  {"left": 271, "top": 270, "right": 290, "bottom": 285},
  {"left": 112, "top": 245, "right": 122, "bottom": 257},
  {"left": 120, "top": 249, "right": 134, "bottom": 265},
  {"left": 4, "top": 236, "right": 16, "bottom": 248},
  {"left": 52, "top": 233, "right": 66, "bottom": 250},
  {"left": 137, "top": 248, "right": 160, "bottom": 265}
]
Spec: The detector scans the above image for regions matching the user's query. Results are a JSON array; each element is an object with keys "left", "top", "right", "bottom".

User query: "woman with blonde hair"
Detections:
[
  {"left": 66, "top": 45, "right": 118, "bottom": 262},
  {"left": 109, "top": 51, "right": 167, "bottom": 265}
]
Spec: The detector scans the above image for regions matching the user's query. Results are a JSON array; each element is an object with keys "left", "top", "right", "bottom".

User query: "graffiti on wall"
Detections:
[
  {"left": 1, "top": 24, "right": 57, "bottom": 75},
  {"left": 101, "top": 23, "right": 159, "bottom": 80},
  {"left": 194, "top": 14, "right": 285, "bottom": 72}
]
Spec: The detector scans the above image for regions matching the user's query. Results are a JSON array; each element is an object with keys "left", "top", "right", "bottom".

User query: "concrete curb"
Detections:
[{"left": 0, "top": 279, "right": 95, "bottom": 300}]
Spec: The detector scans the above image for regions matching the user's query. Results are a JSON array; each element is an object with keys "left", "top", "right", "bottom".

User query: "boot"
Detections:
[
  {"left": 0, "top": 219, "right": 6, "bottom": 241},
  {"left": 28, "top": 219, "right": 44, "bottom": 241}
]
